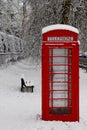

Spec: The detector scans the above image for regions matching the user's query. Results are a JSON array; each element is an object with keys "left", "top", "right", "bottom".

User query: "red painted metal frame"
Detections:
[{"left": 42, "top": 42, "right": 79, "bottom": 121}]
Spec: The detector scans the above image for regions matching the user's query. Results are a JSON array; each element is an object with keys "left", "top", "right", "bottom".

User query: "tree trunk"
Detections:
[
  {"left": 22, "top": 1, "right": 27, "bottom": 38},
  {"left": 62, "top": 0, "right": 71, "bottom": 24}
]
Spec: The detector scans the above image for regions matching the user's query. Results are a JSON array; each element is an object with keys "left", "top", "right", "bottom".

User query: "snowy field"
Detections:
[{"left": 0, "top": 58, "right": 87, "bottom": 130}]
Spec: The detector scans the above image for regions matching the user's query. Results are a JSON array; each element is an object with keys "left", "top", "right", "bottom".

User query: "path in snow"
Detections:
[{"left": 0, "top": 59, "right": 87, "bottom": 130}]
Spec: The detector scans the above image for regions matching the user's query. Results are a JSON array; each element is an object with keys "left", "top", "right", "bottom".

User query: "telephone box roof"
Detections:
[{"left": 42, "top": 24, "right": 79, "bottom": 34}]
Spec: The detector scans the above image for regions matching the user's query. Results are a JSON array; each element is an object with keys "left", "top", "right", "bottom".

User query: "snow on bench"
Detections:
[{"left": 21, "top": 74, "right": 34, "bottom": 92}]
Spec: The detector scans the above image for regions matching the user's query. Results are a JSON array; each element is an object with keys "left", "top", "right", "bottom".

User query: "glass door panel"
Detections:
[{"left": 49, "top": 48, "right": 72, "bottom": 115}]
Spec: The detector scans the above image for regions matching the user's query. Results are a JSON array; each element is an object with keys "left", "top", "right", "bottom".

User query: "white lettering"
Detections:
[{"left": 48, "top": 37, "right": 73, "bottom": 41}]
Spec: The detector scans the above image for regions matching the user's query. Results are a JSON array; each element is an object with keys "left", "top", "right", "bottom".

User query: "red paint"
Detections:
[
  {"left": 43, "top": 30, "right": 78, "bottom": 41},
  {"left": 42, "top": 25, "right": 79, "bottom": 121}
]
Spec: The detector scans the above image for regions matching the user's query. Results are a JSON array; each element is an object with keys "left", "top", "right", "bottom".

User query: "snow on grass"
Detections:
[{"left": 0, "top": 59, "right": 87, "bottom": 130}]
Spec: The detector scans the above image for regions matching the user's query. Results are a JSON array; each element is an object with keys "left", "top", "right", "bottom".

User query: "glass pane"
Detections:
[
  {"left": 53, "top": 99, "right": 68, "bottom": 107},
  {"left": 50, "top": 91, "right": 68, "bottom": 99},
  {"left": 51, "top": 83, "right": 68, "bottom": 90},
  {"left": 53, "top": 74, "right": 68, "bottom": 81},
  {"left": 49, "top": 99, "right": 68, "bottom": 107},
  {"left": 53, "top": 57, "right": 68, "bottom": 64},
  {"left": 53, "top": 91, "right": 68, "bottom": 98},
  {"left": 51, "top": 66, "right": 68, "bottom": 73},
  {"left": 49, "top": 108, "right": 71, "bottom": 114},
  {"left": 53, "top": 49, "right": 68, "bottom": 56}
]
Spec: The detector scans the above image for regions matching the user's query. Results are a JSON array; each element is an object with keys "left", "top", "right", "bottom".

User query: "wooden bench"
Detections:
[{"left": 21, "top": 78, "right": 34, "bottom": 92}]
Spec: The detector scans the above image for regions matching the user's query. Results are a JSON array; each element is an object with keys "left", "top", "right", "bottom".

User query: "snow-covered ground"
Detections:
[{"left": 0, "top": 59, "right": 87, "bottom": 130}]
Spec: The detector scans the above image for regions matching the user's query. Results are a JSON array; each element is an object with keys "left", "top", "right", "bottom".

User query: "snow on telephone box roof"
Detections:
[
  {"left": 42, "top": 24, "right": 79, "bottom": 34},
  {"left": 42, "top": 24, "right": 79, "bottom": 42}
]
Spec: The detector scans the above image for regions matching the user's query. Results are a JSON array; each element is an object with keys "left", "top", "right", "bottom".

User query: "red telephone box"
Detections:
[{"left": 42, "top": 24, "right": 79, "bottom": 121}]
